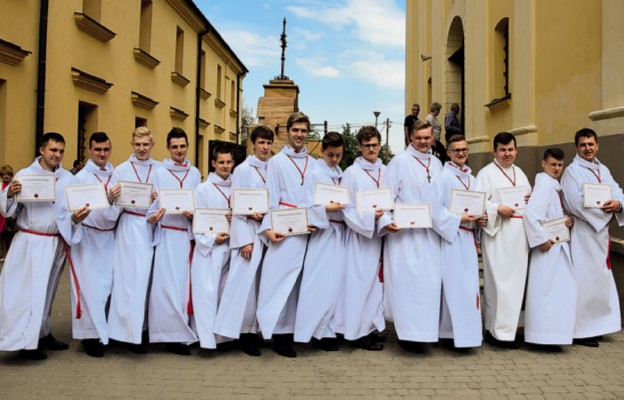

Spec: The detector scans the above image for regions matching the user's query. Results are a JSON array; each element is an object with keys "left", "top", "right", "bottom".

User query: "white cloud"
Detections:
[
  {"left": 287, "top": 0, "right": 405, "bottom": 48},
  {"left": 295, "top": 58, "right": 340, "bottom": 78},
  {"left": 346, "top": 57, "right": 404, "bottom": 89},
  {"left": 293, "top": 27, "right": 326, "bottom": 42},
  {"left": 219, "top": 30, "right": 280, "bottom": 68}
]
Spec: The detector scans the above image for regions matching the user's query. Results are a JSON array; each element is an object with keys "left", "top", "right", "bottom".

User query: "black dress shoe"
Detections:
[
  {"left": 82, "top": 339, "right": 104, "bottom": 357},
  {"left": 573, "top": 338, "right": 599, "bottom": 348},
  {"left": 484, "top": 331, "right": 519, "bottom": 349},
  {"left": 19, "top": 349, "right": 47, "bottom": 360},
  {"left": 239, "top": 334, "right": 261, "bottom": 356},
  {"left": 312, "top": 338, "right": 339, "bottom": 351},
  {"left": 129, "top": 343, "right": 148, "bottom": 354},
  {"left": 530, "top": 344, "right": 563, "bottom": 353},
  {"left": 272, "top": 344, "right": 297, "bottom": 358},
  {"left": 166, "top": 342, "right": 191, "bottom": 356},
  {"left": 370, "top": 331, "right": 386, "bottom": 343},
  {"left": 38, "top": 333, "right": 69, "bottom": 350},
  {"left": 398, "top": 340, "right": 427, "bottom": 354},
  {"left": 352, "top": 335, "right": 384, "bottom": 351},
  {"left": 272, "top": 334, "right": 297, "bottom": 358}
]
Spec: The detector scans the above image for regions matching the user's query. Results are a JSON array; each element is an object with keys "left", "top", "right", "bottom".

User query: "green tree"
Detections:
[
  {"left": 339, "top": 124, "right": 359, "bottom": 170},
  {"left": 378, "top": 142, "right": 394, "bottom": 165}
]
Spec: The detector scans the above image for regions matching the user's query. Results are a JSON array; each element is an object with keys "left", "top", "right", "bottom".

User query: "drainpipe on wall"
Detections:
[
  {"left": 236, "top": 72, "right": 243, "bottom": 145},
  {"left": 35, "top": 0, "right": 49, "bottom": 155},
  {"left": 195, "top": 28, "right": 209, "bottom": 167}
]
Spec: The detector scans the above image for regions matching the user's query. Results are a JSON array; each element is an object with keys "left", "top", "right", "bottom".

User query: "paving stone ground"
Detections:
[{"left": 1, "top": 257, "right": 624, "bottom": 399}]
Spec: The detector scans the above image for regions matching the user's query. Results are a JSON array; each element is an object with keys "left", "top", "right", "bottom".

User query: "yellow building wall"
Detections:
[{"left": 0, "top": 3, "right": 40, "bottom": 169}]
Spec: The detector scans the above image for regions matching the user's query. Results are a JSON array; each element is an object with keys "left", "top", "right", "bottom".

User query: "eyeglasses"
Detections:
[{"left": 450, "top": 148, "right": 469, "bottom": 153}]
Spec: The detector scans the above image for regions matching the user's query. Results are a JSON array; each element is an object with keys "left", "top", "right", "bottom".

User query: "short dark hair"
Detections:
[
  {"left": 574, "top": 128, "right": 598, "bottom": 146},
  {"left": 89, "top": 131, "right": 110, "bottom": 147},
  {"left": 251, "top": 125, "right": 274, "bottom": 143},
  {"left": 73, "top": 159, "right": 82, "bottom": 168},
  {"left": 447, "top": 134, "right": 466, "bottom": 145},
  {"left": 322, "top": 131, "right": 344, "bottom": 150},
  {"left": 212, "top": 143, "right": 234, "bottom": 159},
  {"left": 430, "top": 102, "right": 442, "bottom": 113},
  {"left": 40, "top": 132, "right": 65, "bottom": 148},
  {"left": 543, "top": 147, "right": 565, "bottom": 161},
  {"left": 286, "top": 112, "right": 310, "bottom": 132},
  {"left": 356, "top": 126, "right": 381, "bottom": 145},
  {"left": 493, "top": 132, "right": 516, "bottom": 151},
  {"left": 167, "top": 127, "right": 188, "bottom": 146}
]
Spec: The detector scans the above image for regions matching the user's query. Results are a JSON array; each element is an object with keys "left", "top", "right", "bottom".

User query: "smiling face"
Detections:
[
  {"left": 132, "top": 135, "right": 154, "bottom": 161},
  {"left": 287, "top": 122, "right": 308, "bottom": 152},
  {"left": 576, "top": 136, "right": 599, "bottom": 163},
  {"left": 411, "top": 126, "right": 434, "bottom": 154},
  {"left": 211, "top": 152, "right": 234, "bottom": 180},
  {"left": 494, "top": 141, "right": 517, "bottom": 168},
  {"left": 167, "top": 137, "right": 188, "bottom": 164},
  {"left": 542, "top": 156, "right": 564, "bottom": 179},
  {"left": 39, "top": 140, "right": 65, "bottom": 171},
  {"left": 253, "top": 137, "right": 273, "bottom": 161},
  {"left": 322, "top": 145, "right": 343, "bottom": 169},
  {"left": 447, "top": 140, "right": 469, "bottom": 168}
]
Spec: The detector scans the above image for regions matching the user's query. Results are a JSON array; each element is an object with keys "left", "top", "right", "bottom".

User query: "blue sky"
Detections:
[{"left": 196, "top": 0, "right": 407, "bottom": 152}]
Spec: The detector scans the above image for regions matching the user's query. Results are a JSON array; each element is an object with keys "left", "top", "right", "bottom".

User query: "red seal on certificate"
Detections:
[
  {"left": 330, "top": 200, "right": 334, "bottom": 203},
  {"left": 131, "top": 200, "right": 136, "bottom": 205},
  {"left": 175, "top": 206, "right": 180, "bottom": 211},
  {"left": 85, "top": 203, "right": 90, "bottom": 207},
  {"left": 555, "top": 236, "right": 560, "bottom": 241},
  {"left": 410, "top": 221, "right": 415, "bottom": 225},
  {"left": 372, "top": 204, "right": 377, "bottom": 208},
  {"left": 464, "top": 208, "right": 468, "bottom": 212},
  {"left": 34, "top": 193, "right": 39, "bottom": 199},
  {"left": 209, "top": 227, "right": 213, "bottom": 231},
  {"left": 248, "top": 207, "right": 252, "bottom": 211},
  {"left": 596, "top": 201, "right": 601, "bottom": 205},
  {"left": 288, "top": 227, "right": 293, "bottom": 233},
  {"left": 514, "top": 203, "right": 519, "bottom": 207}
]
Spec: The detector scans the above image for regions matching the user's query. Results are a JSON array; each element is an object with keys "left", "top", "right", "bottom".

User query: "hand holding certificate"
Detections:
[
  {"left": 270, "top": 208, "right": 309, "bottom": 236},
  {"left": 449, "top": 189, "right": 486, "bottom": 216},
  {"left": 583, "top": 183, "right": 612, "bottom": 208},
  {"left": 159, "top": 189, "right": 195, "bottom": 214},
  {"left": 231, "top": 188, "right": 268, "bottom": 215},
  {"left": 355, "top": 187, "right": 394, "bottom": 214},
  {"left": 65, "top": 183, "right": 109, "bottom": 211},
  {"left": 541, "top": 216, "right": 570, "bottom": 243},
  {"left": 15, "top": 174, "right": 56, "bottom": 202},
  {"left": 115, "top": 181, "right": 153, "bottom": 209},
  {"left": 313, "top": 183, "right": 349, "bottom": 206},
  {"left": 498, "top": 186, "right": 529, "bottom": 209},
  {"left": 393, "top": 203, "right": 432, "bottom": 228},
  {"left": 193, "top": 208, "right": 230, "bottom": 234}
]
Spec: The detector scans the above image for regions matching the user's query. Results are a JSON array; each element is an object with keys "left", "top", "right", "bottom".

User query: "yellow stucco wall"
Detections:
[{"left": 0, "top": 0, "right": 245, "bottom": 176}]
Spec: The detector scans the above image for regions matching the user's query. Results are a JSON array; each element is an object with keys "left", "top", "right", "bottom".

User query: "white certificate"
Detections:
[
  {"left": 193, "top": 208, "right": 230, "bottom": 234},
  {"left": 394, "top": 203, "right": 432, "bottom": 228},
  {"left": 270, "top": 207, "right": 309, "bottom": 236},
  {"left": 449, "top": 189, "right": 486, "bottom": 215},
  {"left": 65, "top": 183, "right": 109, "bottom": 211},
  {"left": 159, "top": 189, "right": 195, "bottom": 214},
  {"left": 231, "top": 188, "right": 269, "bottom": 215},
  {"left": 498, "top": 186, "right": 529, "bottom": 209},
  {"left": 583, "top": 183, "right": 612, "bottom": 208},
  {"left": 355, "top": 187, "right": 394, "bottom": 214},
  {"left": 115, "top": 181, "right": 153, "bottom": 209},
  {"left": 313, "top": 183, "right": 350, "bottom": 206},
  {"left": 15, "top": 174, "right": 56, "bottom": 202},
  {"left": 541, "top": 216, "right": 570, "bottom": 243}
]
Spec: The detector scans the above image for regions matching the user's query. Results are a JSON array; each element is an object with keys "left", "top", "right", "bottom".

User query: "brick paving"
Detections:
[{"left": 2, "top": 261, "right": 624, "bottom": 399}]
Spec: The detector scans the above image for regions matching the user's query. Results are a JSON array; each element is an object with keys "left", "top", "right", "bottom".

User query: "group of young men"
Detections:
[{"left": 0, "top": 112, "right": 622, "bottom": 361}]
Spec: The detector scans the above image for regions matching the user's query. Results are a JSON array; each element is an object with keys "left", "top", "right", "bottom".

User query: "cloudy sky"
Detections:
[{"left": 197, "top": 0, "right": 407, "bottom": 152}]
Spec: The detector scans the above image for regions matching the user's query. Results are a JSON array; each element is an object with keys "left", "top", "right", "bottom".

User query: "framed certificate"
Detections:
[
  {"left": 355, "top": 187, "right": 394, "bottom": 214},
  {"left": 159, "top": 189, "right": 195, "bottom": 214},
  {"left": 583, "top": 183, "right": 612, "bottom": 208},
  {"left": 65, "top": 183, "right": 109, "bottom": 211},
  {"left": 394, "top": 203, "right": 432, "bottom": 228},
  {"left": 270, "top": 207, "right": 309, "bottom": 236},
  {"left": 541, "top": 216, "right": 570, "bottom": 243},
  {"left": 449, "top": 189, "right": 486, "bottom": 215},
  {"left": 193, "top": 208, "right": 230, "bottom": 234},
  {"left": 115, "top": 181, "right": 153, "bottom": 209},
  {"left": 498, "top": 186, "right": 529, "bottom": 209},
  {"left": 231, "top": 188, "right": 269, "bottom": 215},
  {"left": 313, "top": 183, "right": 349, "bottom": 206},
  {"left": 15, "top": 174, "right": 56, "bottom": 202}
]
